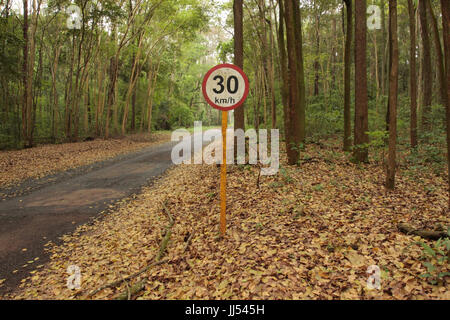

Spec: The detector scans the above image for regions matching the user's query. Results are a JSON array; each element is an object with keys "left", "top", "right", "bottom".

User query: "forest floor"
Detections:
[
  {"left": 0, "top": 132, "right": 172, "bottom": 190},
  {"left": 1, "top": 138, "right": 449, "bottom": 300}
]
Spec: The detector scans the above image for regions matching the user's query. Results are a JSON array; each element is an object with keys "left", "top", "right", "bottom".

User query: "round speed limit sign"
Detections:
[{"left": 202, "top": 64, "right": 249, "bottom": 111}]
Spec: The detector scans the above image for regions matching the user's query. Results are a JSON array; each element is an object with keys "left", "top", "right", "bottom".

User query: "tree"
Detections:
[
  {"left": 353, "top": 0, "right": 369, "bottom": 163},
  {"left": 386, "top": 0, "right": 399, "bottom": 190},
  {"left": 292, "top": 0, "right": 306, "bottom": 144},
  {"left": 426, "top": 0, "right": 447, "bottom": 113},
  {"left": 407, "top": 0, "right": 418, "bottom": 148},
  {"left": 440, "top": 0, "right": 450, "bottom": 207},
  {"left": 256, "top": 0, "right": 276, "bottom": 129},
  {"left": 312, "top": 0, "right": 321, "bottom": 96},
  {"left": 276, "top": 0, "right": 289, "bottom": 137},
  {"left": 22, "top": 0, "right": 29, "bottom": 147},
  {"left": 343, "top": 0, "right": 352, "bottom": 152},
  {"left": 283, "top": 0, "right": 305, "bottom": 165},
  {"left": 418, "top": 0, "right": 432, "bottom": 131},
  {"left": 22, "top": 0, "right": 41, "bottom": 148},
  {"left": 233, "top": 0, "right": 245, "bottom": 135}
]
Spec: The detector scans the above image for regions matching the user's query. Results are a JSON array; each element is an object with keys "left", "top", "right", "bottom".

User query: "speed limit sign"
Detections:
[
  {"left": 202, "top": 64, "right": 249, "bottom": 111},
  {"left": 202, "top": 64, "right": 249, "bottom": 237}
]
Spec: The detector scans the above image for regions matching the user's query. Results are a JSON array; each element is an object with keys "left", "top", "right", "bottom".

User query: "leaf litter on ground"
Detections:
[{"left": 3, "top": 138, "right": 449, "bottom": 300}]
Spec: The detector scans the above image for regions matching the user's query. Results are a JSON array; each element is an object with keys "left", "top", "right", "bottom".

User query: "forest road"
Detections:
[{"left": 0, "top": 134, "right": 203, "bottom": 296}]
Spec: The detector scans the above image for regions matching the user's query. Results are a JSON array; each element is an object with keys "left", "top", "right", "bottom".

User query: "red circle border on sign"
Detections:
[{"left": 202, "top": 64, "right": 249, "bottom": 111}]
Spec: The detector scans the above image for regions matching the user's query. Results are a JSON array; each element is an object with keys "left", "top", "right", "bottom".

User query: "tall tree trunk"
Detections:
[
  {"left": 22, "top": 0, "right": 29, "bottom": 147},
  {"left": 261, "top": 63, "right": 267, "bottom": 127},
  {"left": 146, "top": 60, "right": 160, "bottom": 134},
  {"left": 233, "top": 0, "right": 245, "bottom": 135},
  {"left": 65, "top": 33, "right": 76, "bottom": 140},
  {"left": 417, "top": 7, "right": 423, "bottom": 121},
  {"left": 386, "top": 0, "right": 399, "bottom": 190},
  {"left": 122, "top": 33, "right": 143, "bottom": 135},
  {"left": 22, "top": 0, "right": 39, "bottom": 148},
  {"left": 381, "top": 0, "right": 388, "bottom": 97},
  {"left": 267, "top": 11, "right": 277, "bottom": 129},
  {"left": 372, "top": 32, "right": 380, "bottom": 123},
  {"left": 84, "top": 76, "right": 90, "bottom": 135},
  {"left": 292, "top": 0, "right": 306, "bottom": 144},
  {"left": 283, "top": 0, "right": 304, "bottom": 165},
  {"left": 105, "top": 55, "right": 118, "bottom": 138},
  {"left": 343, "top": 0, "right": 352, "bottom": 151},
  {"left": 440, "top": 0, "right": 450, "bottom": 207},
  {"left": 257, "top": 0, "right": 272, "bottom": 129},
  {"left": 50, "top": 44, "right": 61, "bottom": 142},
  {"left": 105, "top": 25, "right": 118, "bottom": 139},
  {"left": 419, "top": 0, "right": 432, "bottom": 131},
  {"left": 277, "top": 0, "right": 289, "bottom": 138},
  {"left": 95, "top": 61, "right": 105, "bottom": 137},
  {"left": 131, "top": 83, "right": 136, "bottom": 132},
  {"left": 331, "top": 14, "right": 338, "bottom": 89},
  {"left": 426, "top": 0, "right": 447, "bottom": 111},
  {"left": 353, "top": 0, "right": 369, "bottom": 163},
  {"left": 313, "top": 10, "right": 320, "bottom": 96},
  {"left": 407, "top": 0, "right": 418, "bottom": 148}
]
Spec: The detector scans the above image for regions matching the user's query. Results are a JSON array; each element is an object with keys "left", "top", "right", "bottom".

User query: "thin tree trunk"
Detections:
[
  {"left": 381, "top": 0, "right": 387, "bottom": 96},
  {"left": 354, "top": 0, "right": 369, "bottom": 163},
  {"left": 292, "top": 0, "right": 306, "bottom": 143},
  {"left": 419, "top": 0, "right": 433, "bottom": 131},
  {"left": 22, "top": 0, "right": 29, "bottom": 147},
  {"left": 407, "top": 0, "right": 418, "bottom": 148},
  {"left": 314, "top": 10, "right": 320, "bottom": 96},
  {"left": 146, "top": 60, "right": 160, "bottom": 134},
  {"left": 65, "top": 33, "right": 76, "bottom": 140},
  {"left": 426, "top": 0, "right": 447, "bottom": 111},
  {"left": 373, "top": 33, "right": 380, "bottom": 119},
  {"left": 84, "top": 76, "right": 90, "bottom": 135},
  {"left": 95, "top": 61, "right": 105, "bottom": 137},
  {"left": 386, "top": 0, "right": 399, "bottom": 190},
  {"left": 268, "top": 12, "right": 277, "bottom": 129},
  {"left": 105, "top": 54, "right": 118, "bottom": 138},
  {"left": 331, "top": 14, "right": 337, "bottom": 89},
  {"left": 277, "top": 0, "right": 289, "bottom": 138},
  {"left": 343, "top": 0, "right": 352, "bottom": 151},
  {"left": 233, "top": 0, "right": 245, "bottom": 134},
  {"left": 51, "top": 44, "right": 61, "bottom": 142},
  {"left": 122, "top": 33, "right": 144, "bottom": 135},
  {"left": 417, "top": 6, "right": 423, "bottom": 123}
]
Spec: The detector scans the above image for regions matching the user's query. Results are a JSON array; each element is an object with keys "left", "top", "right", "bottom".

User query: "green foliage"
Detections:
[
  {"left": 404, "top": 124, "right": 447, "bottom": 176},
  {"left": 417, "top": 229, "right": 450, "bottom": 286},
  {"left": 306, "top": 91, "right": 344, "bottom": 139},
  {"left": 217, "top": 40, "right": 233, "bottom": 64},
  {"left": 366, "top": 130, "right": 388, "bottom": 149},
  {"left": 0, "top": 0, "right": 214, "bottom": 149},
  {"left": 170, "top": 104, "right": 194, "bottom": 128},
  {"left": 279, "top": 167, "right": 293, "bottom": 184}
]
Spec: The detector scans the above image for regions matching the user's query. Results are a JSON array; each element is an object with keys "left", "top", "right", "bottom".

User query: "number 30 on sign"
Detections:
[{"left": 202, "top": 64, "right": 249, "bottom": 111}]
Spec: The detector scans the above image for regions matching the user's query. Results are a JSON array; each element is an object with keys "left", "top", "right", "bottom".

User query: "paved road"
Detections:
[{"left": 0, "top": 137, "right": 196, "bottom": 296}]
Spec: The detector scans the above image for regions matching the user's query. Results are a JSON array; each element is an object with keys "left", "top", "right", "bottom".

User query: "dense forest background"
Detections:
[
  {"left": 0, "top": 0, "right": 222, "bottom": 149},
  {"left": 0, "top": 0, "right": 449, "bottom": 192}
]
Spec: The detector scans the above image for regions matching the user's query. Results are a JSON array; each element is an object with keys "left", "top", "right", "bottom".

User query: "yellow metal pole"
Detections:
[{"left": 220, "top": 111, "right": 228, "bottom": 236}]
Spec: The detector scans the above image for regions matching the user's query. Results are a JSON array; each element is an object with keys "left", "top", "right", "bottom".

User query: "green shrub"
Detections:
[{"left": 417, "top": 229, "right": 450, "bottom": 286}]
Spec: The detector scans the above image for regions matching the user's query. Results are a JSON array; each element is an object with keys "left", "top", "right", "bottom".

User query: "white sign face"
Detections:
[{"left": 202, "top": 64, "right": 249, "bottom": 111}]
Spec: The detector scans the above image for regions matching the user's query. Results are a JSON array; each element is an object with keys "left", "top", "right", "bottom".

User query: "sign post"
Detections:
[
  {"left": 220, "top": 110, "right": 227, "bottom": 235},
  {"left": 202, "top": 64, "right": 249, "bottom": 236}
]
